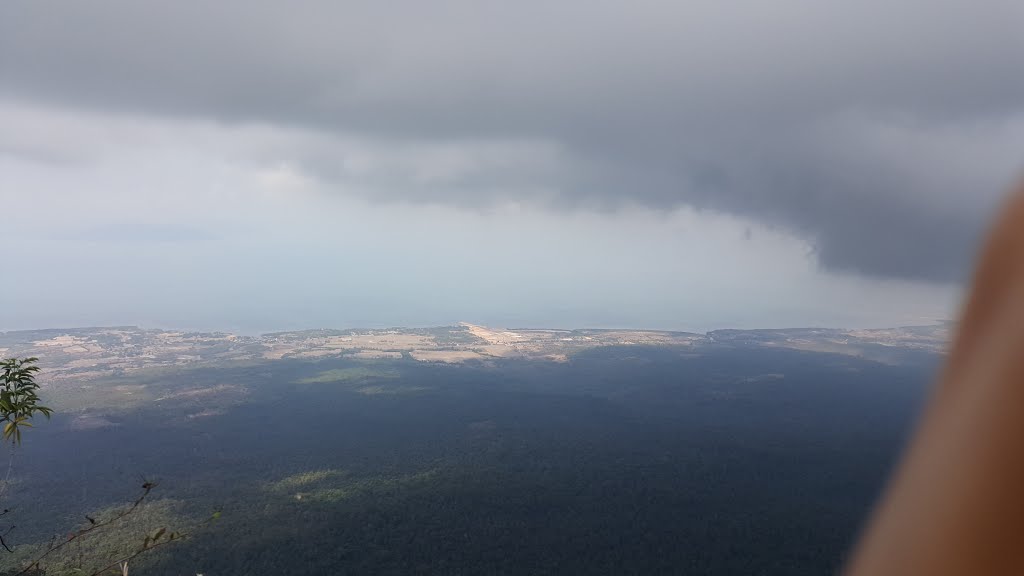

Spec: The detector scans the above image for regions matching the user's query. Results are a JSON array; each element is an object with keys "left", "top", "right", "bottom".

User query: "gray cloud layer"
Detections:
[{"left": 3, "top": 0, "right": 1023, "bottom": 282}]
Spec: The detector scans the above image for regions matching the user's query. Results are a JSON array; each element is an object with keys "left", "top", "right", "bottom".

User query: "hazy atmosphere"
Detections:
[
  {"left": 4, "top": 0, "right": 1023, "bottom": 332},
  {"left": 6, "top": 4, "right": 1024, "bottom": 575}
]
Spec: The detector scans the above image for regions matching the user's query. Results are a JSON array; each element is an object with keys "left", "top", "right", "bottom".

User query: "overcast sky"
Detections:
[{"left": 2, "top": 0, "right": 1022, "bottom": 333}]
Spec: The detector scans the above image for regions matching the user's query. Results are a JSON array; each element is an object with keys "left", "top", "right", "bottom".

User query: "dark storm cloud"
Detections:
[{"left": 3, "top": 0, "right": 1023, "bottom": 282}]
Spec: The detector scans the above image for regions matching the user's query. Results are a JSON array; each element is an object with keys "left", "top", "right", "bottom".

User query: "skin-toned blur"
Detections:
[{"left": 846, "top": 186, "right": 1024, "bottom": 575}]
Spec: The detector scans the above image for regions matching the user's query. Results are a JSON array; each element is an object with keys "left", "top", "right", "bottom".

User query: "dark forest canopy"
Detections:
[{"left": 0, "top": 341, "right": 934, "bottom": 575}]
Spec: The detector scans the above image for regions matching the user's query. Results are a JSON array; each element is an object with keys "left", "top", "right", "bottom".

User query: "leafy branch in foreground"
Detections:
[
  {"left": 0, "top": 358, "right": 217, "bottom": 574},
  {"left": 0, "top": 358, "right": 52, "bottom": 445},
  {"left": 0, "top": 357, "right": 53, "bottom": 554}
]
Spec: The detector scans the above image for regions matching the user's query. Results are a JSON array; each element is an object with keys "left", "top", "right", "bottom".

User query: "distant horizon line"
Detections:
[{"left": 0, "top": 319, "right": 954, "bottom": 338}]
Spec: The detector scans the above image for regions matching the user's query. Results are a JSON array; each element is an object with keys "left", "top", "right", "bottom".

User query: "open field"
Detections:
[{"left": 0, "top": 322, "right": 950, "bottom": 388}]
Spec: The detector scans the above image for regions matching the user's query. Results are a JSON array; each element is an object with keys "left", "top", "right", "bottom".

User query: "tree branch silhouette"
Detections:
[{"left": 14, "top": 483, "right": 155, "bottom": 576}]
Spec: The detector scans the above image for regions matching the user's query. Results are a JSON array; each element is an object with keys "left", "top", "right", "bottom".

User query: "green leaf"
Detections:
[{"left": 0, "top": 357, "right": 53, "bottom": 443}]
